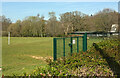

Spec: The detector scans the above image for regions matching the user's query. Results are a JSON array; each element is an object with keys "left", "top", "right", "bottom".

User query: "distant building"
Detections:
[
  {"left": 71, "top": 24, "right": 119, "bottom": 37},
  {"left": 71, "top": 31, "right": 107, "bottom": 37},
  {"left": 109, "top": 24, "right": 119, "bottom": 36},
  {"left": 110, "top": 24, "right": 118, "bottom": 32}
]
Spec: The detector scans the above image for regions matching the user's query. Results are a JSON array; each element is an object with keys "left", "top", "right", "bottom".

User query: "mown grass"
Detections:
[
  {"left": 2, "top": 37, "right": 103, "bottom": 76},
  {"left": 2, "top": 37, "right": 53, "bottom": 76}
]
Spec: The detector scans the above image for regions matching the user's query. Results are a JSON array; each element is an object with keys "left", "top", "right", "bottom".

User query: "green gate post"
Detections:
[
  {"left": 83, "top": 33, "right": 87, "bottom": 52},
  {"left": 63, "top": 38, "right": 65, "bottom": 57},
  {"left": 77, "top": 37, "right": 79, "bottom": 53},
  {"left": 53, "top": 38, "right": 57, "bottom": 61},
  {"left": 70, "top": 37, "right": 73, "bottom": 56}
]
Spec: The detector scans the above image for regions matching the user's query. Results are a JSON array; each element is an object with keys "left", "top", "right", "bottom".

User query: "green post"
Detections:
[
  {"left": 63, "top": 38, "right": 65, "bottom": 57},
  {"left": 70, "top": 37, "right": 73, "bottom": 56},
  {"left": 83, "top": 33, "right": 87, "bottom": 52},
  {"left": 77, "top": 37, "right": 79, "bottom": 53},
  {"left": 53, "top": 38, "right": 57, "bottom": 61}
]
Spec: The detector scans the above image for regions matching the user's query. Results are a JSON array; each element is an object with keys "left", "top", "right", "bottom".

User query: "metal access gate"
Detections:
[{"left": 53, "top": 33, "right": 87, "bottom": 61}]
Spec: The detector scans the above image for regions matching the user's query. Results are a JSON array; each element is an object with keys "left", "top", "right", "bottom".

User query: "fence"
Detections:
[{"left": 53, "top": 33, "right": 87, "bottom": 61}]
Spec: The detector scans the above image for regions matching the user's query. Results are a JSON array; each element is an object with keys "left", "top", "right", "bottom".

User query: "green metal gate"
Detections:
[{"left": 53, "top": 33, "right": 87, "bottom": 61}]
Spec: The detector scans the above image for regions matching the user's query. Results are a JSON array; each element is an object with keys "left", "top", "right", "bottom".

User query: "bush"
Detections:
[
  {"left": 96, "top": 39, "right": 120, "bottom": 64},
  {"left": 29, "top": 51, "right": 114, "bottom": 76}
]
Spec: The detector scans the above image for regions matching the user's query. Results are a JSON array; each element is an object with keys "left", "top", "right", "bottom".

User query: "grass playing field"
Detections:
[{"left": 2, "top": 37, "right": 103, "bottom": 76}]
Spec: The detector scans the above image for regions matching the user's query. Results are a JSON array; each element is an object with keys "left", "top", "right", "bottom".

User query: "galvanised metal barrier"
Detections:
[{"left": 53, "top": 33, "right": 87, "bottom": 61}]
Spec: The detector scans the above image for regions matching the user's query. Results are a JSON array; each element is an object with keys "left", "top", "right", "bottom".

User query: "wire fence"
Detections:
[{"left": 53, "top": 33, "right": 87, "bottom": 61}]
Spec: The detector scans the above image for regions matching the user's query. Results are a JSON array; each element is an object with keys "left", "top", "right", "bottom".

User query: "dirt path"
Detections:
[{"left": 27, "top": 55, "right": 53, "bottom": 61}]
